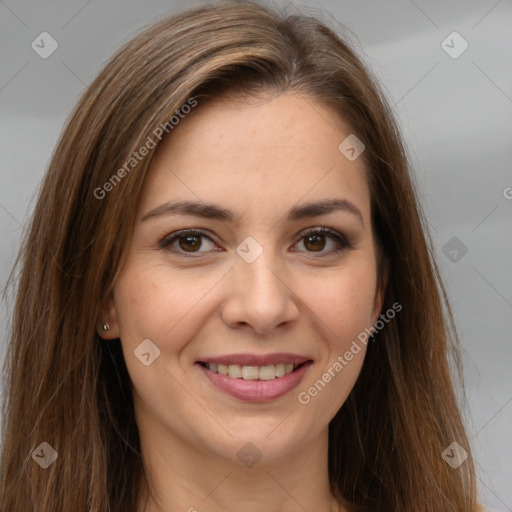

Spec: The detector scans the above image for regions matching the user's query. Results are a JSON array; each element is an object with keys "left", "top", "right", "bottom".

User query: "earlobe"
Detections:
[
  {"left": 96, "top": 295, "right": 120, "bottom": 340},
  {"left": 96, "top": 318, "right": 119, "bottom": 340}
]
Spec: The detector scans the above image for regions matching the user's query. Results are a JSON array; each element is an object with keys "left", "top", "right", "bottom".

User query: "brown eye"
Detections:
[
  {"left": 294, "top": 227, "right": 352, "bottom": 255},
  {"left": 177, "top": 234, "right": 202, "bottom": 252},
  {"left": 303, "top": 233, "right": 326, "bottom": 252},
  {"left": 160, "top": 229, "right": 217, "bottom": 256}
]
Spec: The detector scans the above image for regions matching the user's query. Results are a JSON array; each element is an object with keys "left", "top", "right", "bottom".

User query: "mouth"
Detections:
[
  {"left": 195, "top": 353, "right": 313, "bottom": 402},
  {"left": 196, "top": 361, "right": 308, "bottom": 381}
]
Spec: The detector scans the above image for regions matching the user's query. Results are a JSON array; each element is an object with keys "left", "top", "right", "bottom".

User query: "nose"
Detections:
[{"left": 220, "top": 247, "right": 300, "bottom": 335}]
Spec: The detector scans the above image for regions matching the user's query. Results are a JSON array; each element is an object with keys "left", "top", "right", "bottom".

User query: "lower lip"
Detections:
[{"left": 197, "top": 362, "right": 312, "bottom": 402}]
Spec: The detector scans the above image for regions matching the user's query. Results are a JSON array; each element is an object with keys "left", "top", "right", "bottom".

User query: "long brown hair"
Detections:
[{"left": 1, "top": 1, "right": 478, "bottom": 510}]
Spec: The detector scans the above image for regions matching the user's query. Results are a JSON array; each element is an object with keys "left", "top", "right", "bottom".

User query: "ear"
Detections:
[{"left": 96, "top": 293, "right": 121, "bottom": 340}]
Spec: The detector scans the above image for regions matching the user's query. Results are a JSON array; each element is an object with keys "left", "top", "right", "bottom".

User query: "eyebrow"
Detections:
[{"left": 141, "top": 198, "right": 364, "bottom": 227}]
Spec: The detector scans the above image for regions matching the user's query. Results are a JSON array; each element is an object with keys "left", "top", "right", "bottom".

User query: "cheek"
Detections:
[
  {"left": 114, "top": 262, "right": 206, "bottom": 341},
  {"left": 114, "top": 268, "right": 171, "bottom": 344},
  {"left": 292, "top": 264, "right": 376, "bottom": 428},
  {"left": 305, "top": 261, "right": 377, "bottom": 349},
  {"left": 112, "top": 262, "right": 203, "bottom": 411},
  {"left": 112, "top": 260, "right": 230, "bottom": 378}
]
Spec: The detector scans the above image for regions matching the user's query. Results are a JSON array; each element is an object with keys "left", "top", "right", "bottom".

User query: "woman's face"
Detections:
[{"left": 104, "top": 91, "right": 384, "bottom": 465}]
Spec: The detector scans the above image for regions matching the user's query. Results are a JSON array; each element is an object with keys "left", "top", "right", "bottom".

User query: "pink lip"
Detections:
[
  {"left": 197, "top": 352, "right": 310, "bottom": 366},
  {"left": 196, "top": 360, "right": 313, "bottom": 402}
]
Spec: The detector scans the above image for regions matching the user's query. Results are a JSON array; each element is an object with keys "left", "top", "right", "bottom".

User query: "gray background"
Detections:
[{"left": 1, "top": 0, "right": 511, "bottom": 510}]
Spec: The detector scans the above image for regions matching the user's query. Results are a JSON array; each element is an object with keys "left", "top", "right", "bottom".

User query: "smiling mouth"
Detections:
[{"left": 197, "top": 361, "right": 309, "bottom": 381}]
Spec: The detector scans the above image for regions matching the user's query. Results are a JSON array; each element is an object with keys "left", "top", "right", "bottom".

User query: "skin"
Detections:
[{"left": 99, "top": 91, "right": 385, "bottom": 512}]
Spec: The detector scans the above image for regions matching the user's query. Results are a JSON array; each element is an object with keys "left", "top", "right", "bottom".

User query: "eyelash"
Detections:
[{"left": 159, "top": 227, "right": 353, "bottom": 258}]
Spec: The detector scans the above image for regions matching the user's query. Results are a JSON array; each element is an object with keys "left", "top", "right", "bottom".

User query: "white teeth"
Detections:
[
  {"left": 258, "top": 365, "right": 276, "bottom": 381},
  {"left": 205, "top": 362, "right": 299, "bottom": 380},
  {"left": 228, "top": 364, "right": 242, "bottom": 378},
  {"left": 241, "top": 366, "right": 259, "bottom": 380}
]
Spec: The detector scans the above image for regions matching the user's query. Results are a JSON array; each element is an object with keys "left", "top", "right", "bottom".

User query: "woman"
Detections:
[{"left": 0, "top": 1, "right": 482, "bottom": 510}]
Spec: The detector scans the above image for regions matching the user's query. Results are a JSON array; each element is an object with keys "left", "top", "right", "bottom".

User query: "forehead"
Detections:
[{"left": 139, "top": 91, "right": 371, "bottom": 224}]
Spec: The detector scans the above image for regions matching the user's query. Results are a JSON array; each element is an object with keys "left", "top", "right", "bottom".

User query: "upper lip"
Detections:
[{"left": 197, "top": 353, "right": 312, "bottom": 366}]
